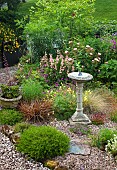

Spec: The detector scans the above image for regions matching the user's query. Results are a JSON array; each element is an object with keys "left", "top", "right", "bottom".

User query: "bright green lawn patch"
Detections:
[{"left": 94, "top": 0, "right": 117, "bottom": 20}]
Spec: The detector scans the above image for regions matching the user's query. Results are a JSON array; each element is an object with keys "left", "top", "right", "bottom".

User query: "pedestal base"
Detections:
[{"left": 69, "top": 111, "right": 91, "bottom": 125}]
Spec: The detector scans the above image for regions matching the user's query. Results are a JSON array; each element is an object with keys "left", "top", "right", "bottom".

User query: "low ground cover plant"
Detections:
[
  {"left": 105, "top": 134, "right": 117, "bottom": 158},
  {"left": 0, "top": 109, "right": 23, "bottom": 126},
  {"left": 91, "top": 128, "right": 117, "bottom": 151},
  {"left": 16, "top": 125, "right": 70, "bottom": 162},
  {"left": 70, "top": 124, "right": 91, "bottom": 136}
]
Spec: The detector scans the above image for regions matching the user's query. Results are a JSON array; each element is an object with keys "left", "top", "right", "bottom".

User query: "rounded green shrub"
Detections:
[
  {"left": 0, "top": 109, "right": 23, "bottom": 126},
  {"left": 16, "top": 126, "right": 70, "bottom": 161},
  {"left": 21, "top": 78, "right": 44, "bottom": 102}
]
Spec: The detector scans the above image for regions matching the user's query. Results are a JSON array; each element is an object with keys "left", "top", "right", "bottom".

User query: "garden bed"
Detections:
[
  {"left": 0, "top": 119, "right": 117, "bottom": 170},
  {"left": 0, "top": 66, "right": 117, "bottom": 170}
]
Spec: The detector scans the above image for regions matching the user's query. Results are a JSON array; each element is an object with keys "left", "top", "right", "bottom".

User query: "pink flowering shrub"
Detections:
[
  {"left": 39, "top": 51, "right": 74, "bottom": 86},
  {"left": 63, "top": 39, "right": 102, "bottom": 79}
]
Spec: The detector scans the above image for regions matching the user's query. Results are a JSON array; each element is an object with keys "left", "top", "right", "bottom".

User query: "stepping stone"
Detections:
[{"left": 69, "top": 141, "right": 91, "bottom": 155}]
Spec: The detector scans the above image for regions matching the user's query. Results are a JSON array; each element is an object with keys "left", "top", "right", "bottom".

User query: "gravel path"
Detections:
[{"left": 0, "top": 66, "right": 117, "bottom": 170}]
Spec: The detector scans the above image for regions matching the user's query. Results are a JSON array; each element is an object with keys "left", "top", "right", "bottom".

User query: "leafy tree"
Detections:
[{"left": 24, "top": 0, "right": 95, "bottom": 59}]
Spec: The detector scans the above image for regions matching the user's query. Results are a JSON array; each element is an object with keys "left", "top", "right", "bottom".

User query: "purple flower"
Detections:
[{"left": 55, "top": 82, "right": 59, "bottom": 87}]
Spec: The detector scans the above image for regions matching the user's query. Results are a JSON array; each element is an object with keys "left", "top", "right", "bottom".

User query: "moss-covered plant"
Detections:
[
  {"left": 16, "top": 126, "right": 70, "bottom": 162},
  {"left": 0, "top": 109, "right": 23, "bottom": 126}
]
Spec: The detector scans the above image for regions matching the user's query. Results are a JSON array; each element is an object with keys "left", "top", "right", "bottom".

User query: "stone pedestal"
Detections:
[{"left": 68, "top": 72, "right": 93, "bottom": 125}]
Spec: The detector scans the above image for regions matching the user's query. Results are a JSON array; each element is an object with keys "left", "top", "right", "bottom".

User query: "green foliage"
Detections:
[
  {"left": 16, "top": 125, "right": 70, "bottom": 161},
  {"left": 105, "top": 134, "right": 117, "bottom": 157},
  {"left": 91, "top": 128, "right": 117, "bottom": 150},
  {"left": 52, "top": 85, "right": 76, "bottom": 120},
  {"left": 16, "top": 55, "right": 49, "bottom": 88},
  {"left": 0, "top": 84, "right": 20, "bottom": 99},
  {"left": 13, "top": 122, "right": 32, "bottom": 133},
  {"left": 110, "top": 111, "right": 117, "bottom": 123},
  {"left": 63, "top": 36, "right": 117, "bottom": 86},
  {"left": 17, "top": 0, "right": 38, "bottom": 16},
  {"left": 0, "top": 109, "right": 23, "bottom": 126},
  {"left": 90, "top": 20, "right": 117, "bottom": 37},
  {"left": 21, "top": 78, "right": 44, "bottom": 102},
  {"left": 24, "top": 0, "right": 95, "bottom": 59},
  {"left": 98, "top": 60, "right": 117, "bottom": 89}
]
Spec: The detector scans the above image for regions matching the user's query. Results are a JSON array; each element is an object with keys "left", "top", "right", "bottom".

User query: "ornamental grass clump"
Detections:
[
  {"left": 16, "top": 126, "right": 70, "bottom": 162},
  {"left": 110, "top": 110, "right": 117, "bottom": 123},
  {"left": 19, "top": 99, "right": 54, "bottom": 122},
  {"left": 21, "top": 78, "right": 44, "bottom": 102},
  {"left": 83, "top": 89, "right": 108, "bottom": 114}
]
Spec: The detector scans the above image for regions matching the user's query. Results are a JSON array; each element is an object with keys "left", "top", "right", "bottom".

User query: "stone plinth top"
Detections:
[{"left": 68, "top": 72, "right": 93, "bottom": 82}]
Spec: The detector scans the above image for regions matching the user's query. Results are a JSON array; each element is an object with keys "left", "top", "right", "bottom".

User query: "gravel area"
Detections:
[
  {"left": 0, "top": 66, "right": 117, "bottom": 170},
  {"left": 49, "top": 120, "right": 117, "bottom": 170},
  {"left": 0, "top": 66, "right": 18, "bottom": 84}
]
